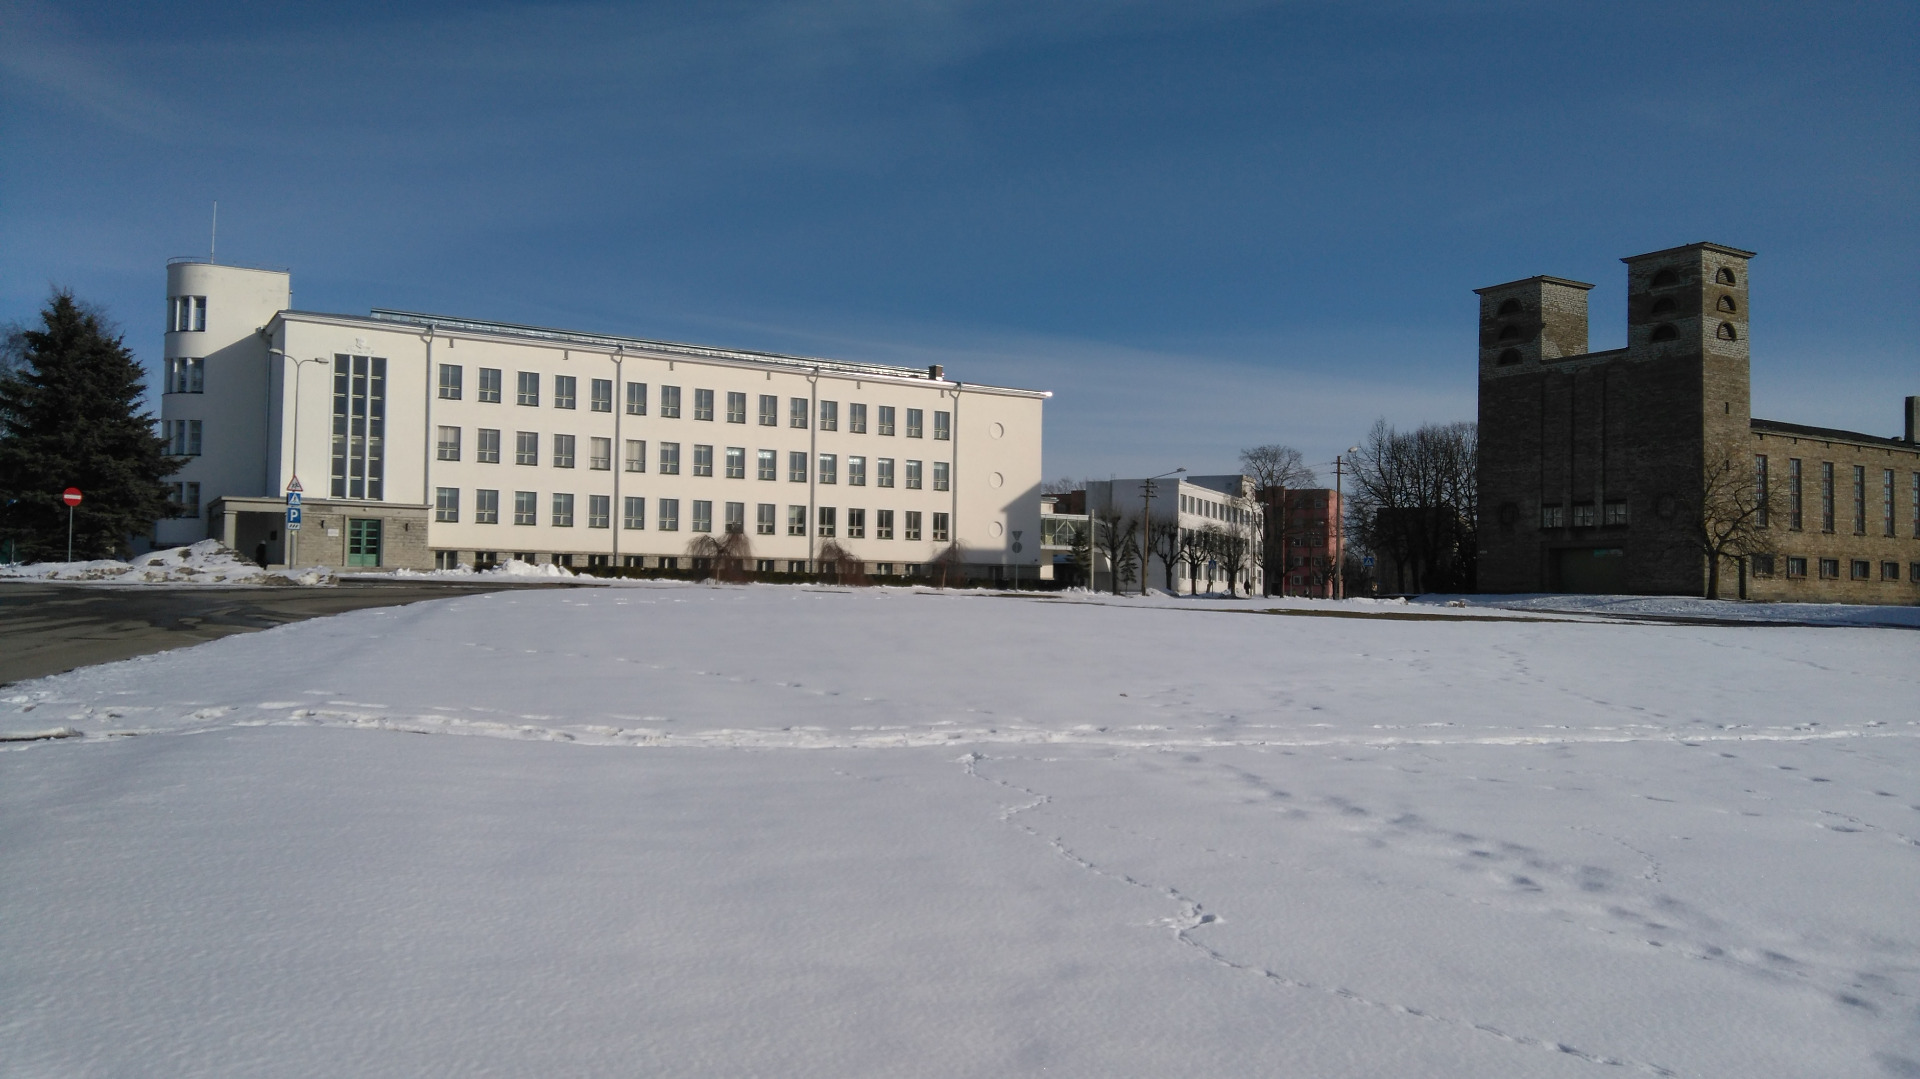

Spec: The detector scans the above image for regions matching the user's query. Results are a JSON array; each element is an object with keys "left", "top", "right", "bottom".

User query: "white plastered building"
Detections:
[
  {"left": 1085, "top": 474, "right": 1263, "bottom": 595},
  {"left": 155, "top": 260, "right": 1048, "bottom": 577}
]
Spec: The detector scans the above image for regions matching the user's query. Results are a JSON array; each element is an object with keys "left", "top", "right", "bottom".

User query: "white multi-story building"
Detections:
[
  {"left": 155, "top": 260, "right": 1049, "bottom": 576},
  {"left": 1084, "top": 474, "right": 1264, "bottom": 594}
]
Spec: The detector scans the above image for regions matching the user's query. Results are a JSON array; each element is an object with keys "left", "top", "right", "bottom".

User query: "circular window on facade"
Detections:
[
  {"left": 990, "top": 422, "right": 1005, "bottom": 439},
  {"left": 989, "top": 521, "right": 1005, "bottom": 538},
  {"left": 988, "top": 472, "right": 1005, "bottom": 488}
]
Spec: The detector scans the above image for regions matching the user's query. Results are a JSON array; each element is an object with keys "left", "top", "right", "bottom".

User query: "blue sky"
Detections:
[{"left": 3, "top": 0, "right": 1914, "bottom": 482}]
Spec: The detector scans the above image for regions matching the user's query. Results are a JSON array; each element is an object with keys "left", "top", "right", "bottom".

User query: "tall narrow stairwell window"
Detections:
[{"left": 330, "top": 354, "right": 387, "bottom": 500}]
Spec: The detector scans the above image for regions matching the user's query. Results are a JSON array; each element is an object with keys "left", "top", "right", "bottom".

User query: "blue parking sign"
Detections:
[{"left": 286, "top": 505, "right": 303, "bottom": 530}]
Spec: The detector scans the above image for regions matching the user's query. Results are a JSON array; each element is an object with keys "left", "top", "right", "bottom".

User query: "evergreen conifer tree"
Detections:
[{"left": 0, "top": 290, "right": 179, "bottom": 561}]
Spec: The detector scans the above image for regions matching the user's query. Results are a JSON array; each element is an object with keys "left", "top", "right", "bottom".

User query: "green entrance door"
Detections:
[{"left": 347, "top": 519, "right": 382, "bottom": 567}]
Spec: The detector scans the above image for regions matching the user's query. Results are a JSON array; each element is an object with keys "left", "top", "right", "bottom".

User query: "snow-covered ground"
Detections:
[
  {"left": 0, "top": 540, "right": 331, "bottom": 586},
  {"left": 1420, "top": 591, "right": 1920, "bottom": 629},
  {"left": 2, "top": 583, "right": 1915, "bottom": 1078}
]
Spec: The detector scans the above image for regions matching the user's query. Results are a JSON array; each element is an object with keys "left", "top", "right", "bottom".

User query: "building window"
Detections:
[
  {"left": 934, "top": 411, "right": 950, "bottom": 440},
  {"left": 905, "top": 460, "right": 922, "bottom": 490},
  {"left": 756, "top": 503, "right": 775, "bottom": 535},
  {"left": 1649, "top": 324, "right": 1679, "bottom": 343},
  {"left": 849, "top": 403, "right": 867, "bottom": 433},
  {"left": 876, "top": 509, "right": 894, "bottom": 540},
  {"left": 877, "top": 457, "right": 895, "bottom": 488},
  {"left": 1786, "top": 556, "right": 1806, "bottom": 579},
  {"left": 1885, "top": 469, "right": 1896, "bottom": 537},
  {"left": 693, "top": 444, "right": 714, "bottom": 477},
  {"left": 692, "top": 500, "right": 713, "bottom": 533},
  {"left": 788, "top": 560, "right": 807, "bottom": 573},
  {"left": 819, "top": 400, "right": 838, "bottom": 431},
  {"left": 479, "top": 368, "right": 502, "bottom": 403},
  {"left": 1602, "top": 500, "right": 1629, "bottom": 526},
  {"left": 788, "top": 505, "right": 807, "bottom": 536},
  {"left": 436, "top": 487, "right": 460, "bottom": 523},
  {"left": 1754, "top": 456, "right": 1769, "bottom": 528},
  {"left": 1541, "top": 504, "right": 1564, "bottom": 529},
  {"left": 1913, "top": 473, "right": 1919, "bottom": 537},
  {"left": 475, "top": 489, "right": 499, "bottom": 524},
  {"left": 590, "top": 378, "right": 612, "bottom": 413},
  {"left": 658, "top": 498, "right": 679, "bottom": 531},
  {"left": 1498, "top": 322, "right": 1528, "bottom": 340},
  {"left": 759, "top": 394, "right": 777, "bottom": 426},
  {"left": 553, "top": 434, "right": 576, "bottom": 469},
  {"left": 516, "top": 371, "right": 539, "bottom": 406},
  {"left": 1571, "top": 502, "right": 1594, "bottom": 528},
  {"left": 1497, "top": 298, "right": 1522, "bottom": 316},
  {"left": 819, "top": 453, "right": 837, "bottom": 485},
  {"left": 725, "top": 446, "right": 745, "bottom": 479},
  {"left": 513, "top": 491, "right": 537, "bottom": 525},
  {"left": 904, "top": 510, "right": 922, "bottom": 541},
  {"left": 906, "top": 408, "right": 924, "bottom": 438},
  {"left": 726, "top": 391, "right": 746, "bottom": 424},
  {"left": 790, "top": 397, "right": 808, "bottom": 428},
  {"left": 818, "top": 506, "right": 836, "bottom": 537},
  {"left": 165, "top": 419, "right": 204, "bottom": 456},
  {"left": 932, "top": 512, "right": 950, "bottom": 542},
  {"left": 623, "top": 439, "right": 647, "bottom": 473},
  {"left": 554, "top": 375, "right": 577, "bottom": 410},
  {"left": 623, "top": 496, "right": 646, "bottom": 530},
  {"left": 656, "top": 442, "right": 681, "bottom": 474},
  {"left": 848, "top": 456, "right": 866, "bottom": 486},
  {"left": 1716, "top": 322, "right": 1738, "bottom": 341},
  {"left": 168, "top": 295, "right": 207, "bottom": 333},
  {"left": 167, "top": 481, "right": 201, "bottom": 518},
  {"left": 1850, "top": 465, "right": 1865, "bottom": 535},
  {"left": 1718, "top": 295, "right": 1738, "bottom": 313},
  {"left": 626, "top": 382, "right": 647, "bottom": 415},
  {"left": 1882, "top": 561, "right": 1900, "bottom": 582},
  {"left": 789, "top": 451, "right": 807, "bottom": 482},
  {"left": 693, "top": 388, "right": 714, "bottom": 421},
  {"left": 1652, "top": 268, "right": 1679, "bottom": 288},
  {"left": 1750, "top": 554, "right": 1774, "bottom": 577},
  {"left": 1818, "top": 558, "right": 1839, "bottom": 580},
  {"left": 551, "top": 493, "right": 574, "bottom": 527},
  {"left": 1716, "top": 267, "right": 1737, "bottom": 285},
  {"left": 166, "top": 357, "right": 205, "bottom": 394},
  {"left": 436, "top": 425, "right": 461, "bottom": 461},
  {"left": 724, "top": 501, "right": 745, "bottom": 534},
  {"left": 1495, "top": 348, "right": 1522, "bottom": 366},
  {"left": 1850, "top": 559, "right": 1870, "bottom": 581},
  {"left": 661, "top": 386, "right": 682, "bottom": 418},
  {"left": 434, "top": 550, "right": 460, "bottom": 571},
  {"left": 515, "top": 431, "right": 539, "bottom": 466},
  {"left": 877, "top": 405, "right": 896, "bottom": 436},
  {"left": 1820, "top": 462, "right": 1835, "bottom": 532},
  {"left": 330, "top": 355, "right": 385, "bottom": 499},
  {"left": 757, "top": 449, "right": 776, "bottom": 481},
  {"left": 933, "top": 462, "right": 950, "bottom": 492},
  {"left": 1788, "top": 458, "right": 1803, "bottom": 530},
  {"left": 847, "top": 508, "right": 865, "bottom": 538},
  {"left": 432, "top": 363, "right": 462, "bottom": 400},
  {"left": 590, "top": 437, "right": 611, "bottom": 471}
]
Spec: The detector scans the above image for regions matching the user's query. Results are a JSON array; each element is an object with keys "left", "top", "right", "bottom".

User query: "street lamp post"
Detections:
[
  {"left": 1334, "top": 446, "right": 1359, "bottom": 600},
  {"left": 1140, "top": 467, "right": 1185, "bottom": 596},
  {"left": 270, "top": 350, "right": 328, "bottom": 567}
]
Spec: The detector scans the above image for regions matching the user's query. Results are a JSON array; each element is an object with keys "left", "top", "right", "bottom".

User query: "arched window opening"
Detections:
[
  {"left": 1496, "top": 348, "right": 1522, "bottom": 366},
  {"left": 1496, "top": 324, "right": 1525, "bottom": 342},
  {"left": 1649, "top": 323, "right": 1680, "bottom": 343},
  {"left": 1716, "top": 322, "right": 1738, "bottom": 341},
  {"left": 1716, "top": 267, "right": 1736, "bottom": 285},
  {"left": 1717, "top": 295, "right": 1737, "bottom": 312},
  {"left": 1650, "top": 296, "right": 1677, "bottom": 316},
  {"left": 1496, "top": 298, "right": 1522, "bottom": 317},
  {"left": 1651, "top": 268, "right": 1679, "bottom": 288}
]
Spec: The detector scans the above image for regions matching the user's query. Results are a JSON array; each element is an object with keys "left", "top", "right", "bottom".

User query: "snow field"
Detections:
[{"left": 2, "top": 583, "right": 1916, "bottom": 1077}]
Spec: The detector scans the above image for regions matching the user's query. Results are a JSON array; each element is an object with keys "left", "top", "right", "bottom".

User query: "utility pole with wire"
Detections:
[{"left": 1334, "top": 446, "right": 1358, "bottom": 600}]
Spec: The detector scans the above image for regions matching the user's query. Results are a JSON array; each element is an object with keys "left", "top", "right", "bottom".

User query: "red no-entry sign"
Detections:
[{"left": 62, "top": 487, "right": 82, "bottom": 507}]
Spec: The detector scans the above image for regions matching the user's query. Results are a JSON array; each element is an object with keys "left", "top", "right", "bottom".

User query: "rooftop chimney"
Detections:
[
  {"left": 928, "top": 364, "right": 944, "bottom": 380},
  {"left": 1907, "top": 395, "right": 1918, "bottom": 443}
]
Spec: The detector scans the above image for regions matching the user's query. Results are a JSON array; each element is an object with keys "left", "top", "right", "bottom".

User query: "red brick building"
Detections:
[{"left": 1259, "top": 487, "right": 1342, "bottom": 597}]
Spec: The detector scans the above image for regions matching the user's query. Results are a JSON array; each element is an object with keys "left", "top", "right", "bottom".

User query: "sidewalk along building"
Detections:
[
  {"left": 153, "top": 259, "right": 1048, "bottom": 576},
  {"left": 1084, "top": 475, "right": 1264, "bottom": 595},
  {"left": 1255, "top": 487, "right": 1341, "bottom": 597},
  {"left": 1476, "top": 241, "right": 1919, "bottom": 603}
]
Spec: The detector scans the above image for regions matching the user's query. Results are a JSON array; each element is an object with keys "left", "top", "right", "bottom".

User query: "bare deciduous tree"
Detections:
[
  {"left": 816, "top": 539, "right": 869, "bottom": 586},
  {"left": 1149, "top": 514, "right": 1182, "bottom": 592},
  {"left": 929, "top": 543, "right": 967, "bottom": 588},
  {"left": 1041, "top": 476, "right": 1083, "bottom": 496},
  {"left": 1093, "top": 508, "right": 1138, "bottom": 595},
  {"left": 1239, "top": 444, "right": 1318, "bottom": 491},
  {"left": 1347, "top": 419, "right": 1478, "bottom": 594},
  {"left": 1680, "top": 454, "right": 1777, "bottom": 599},
  {"left": 687, "top": 531, "right": 754, "bottom": 582}
]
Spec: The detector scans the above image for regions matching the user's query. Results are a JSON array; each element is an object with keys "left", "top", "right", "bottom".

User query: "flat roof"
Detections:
[
  {"left": 1472, "top": 275, "right": 1595, "bottom": 296},
  {"left": 1621, "top": 241, "right": 1757, "bottom": 263},
  {"left": 1751, "top": 417, "right": 1912, "bottom": 449}
]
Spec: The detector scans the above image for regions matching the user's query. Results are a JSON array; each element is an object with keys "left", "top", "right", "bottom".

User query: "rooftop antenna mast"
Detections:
[{"left": 209, "top": 201, "right": 218, "bottom": 263}]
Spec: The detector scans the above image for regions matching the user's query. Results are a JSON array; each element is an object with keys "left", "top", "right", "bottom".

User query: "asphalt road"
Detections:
[{"left": 0, "top": 579, "right": 587, "bottom": 687}]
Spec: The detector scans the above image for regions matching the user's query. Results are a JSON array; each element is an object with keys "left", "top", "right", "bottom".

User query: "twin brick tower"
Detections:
[{"left": 1475, "top": 241, "right": 1919, "bottom": 602}]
